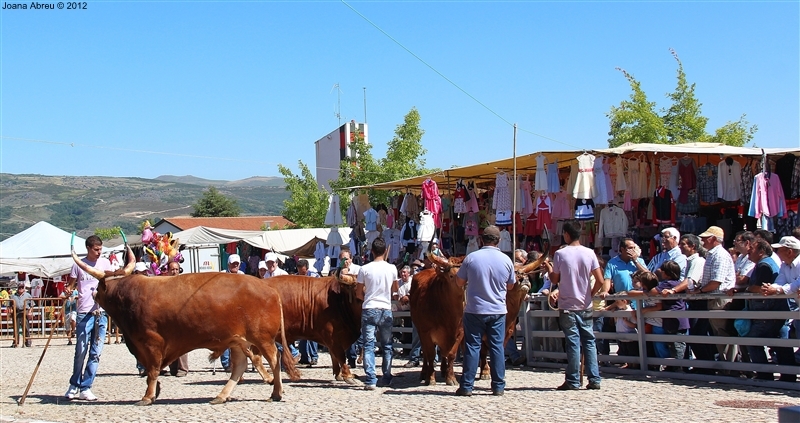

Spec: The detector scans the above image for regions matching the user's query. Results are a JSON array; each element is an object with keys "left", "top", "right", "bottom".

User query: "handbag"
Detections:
[{"left": 733, "top": 302, "right": 751, "bottom": 337}]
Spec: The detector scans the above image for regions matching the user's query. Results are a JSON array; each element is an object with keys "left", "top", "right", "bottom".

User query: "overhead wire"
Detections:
[{"left": 340, "top": 0, "right": 584, "bottom": 151}]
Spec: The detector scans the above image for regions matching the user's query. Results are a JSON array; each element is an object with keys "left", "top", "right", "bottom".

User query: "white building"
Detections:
[{"left": 314, "top": 120, "right": 368, "bottom": 192}]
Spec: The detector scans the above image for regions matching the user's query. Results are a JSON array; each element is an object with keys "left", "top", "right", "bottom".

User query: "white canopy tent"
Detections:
[
  {"left": 0, "top": 221, "right": 113, "bottom": 277},
  {"left": 172, "top": 226, "right": 352, "bottom": 256}
]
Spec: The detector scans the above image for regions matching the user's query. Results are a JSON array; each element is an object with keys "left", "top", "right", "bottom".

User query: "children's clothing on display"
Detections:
[
  {"left": 363, "top": 208, "right": 378, "bottom": 231},
  {"left": 421, "top": 178, "right": 442, "bottom": 227},
  {"left": 598, "top": 205, "right": 629, "bottom": 239},
  {"left": 495, "top": 210, "right": 513, "bottom": 226},
  {"left": 383, "top": 227, "right": 402, "bottom": 263},
  {"left": 498, "top": 229, "right": 513, "bottom": 252},
  {"left": 365, "top": 230, "right": 381, "bottom": 251},
  {"left": 531, "top": 195, "right": 553, "bottom": 237},
  {"left": 327, "top": 226, "right": 344, "bottom": 246},
  {"left": 653, "top": 187, "right": 674, "bottom": 223},
  {"left": 603, "top": 159, "right": 614, "bottom": 200},
  {"left": 355, "top": 194, "right": 371, "bottom": 217},
  {"left": 550, "top": 191, "right": 572, "bottom": 220},
  {"left": 748, "top": 171, "right": 787, "bottom": 219},
  {"left": 453, "top": 180, "right": 467, "bottom": 214},
  {"left": 648, "top": 160, "right": 657, "bottom": 199},
  {"left": 464, "top": 212, "right": 479, "bottom": 236},
  {"left": 547, "top": 162, "right": 560, "bottom": 193},
  {"left": 575, "top": 198, "right": 596, "bottom": 220},
  {"left": 324, "top": 194, "right": 344, "bottom": 226},
  {"left": 535, "top": 155, "right": 548, "bottom": 191},
  {"left": 567, "top": 162, "right": 579, "bottom": 199},
  {"left": 717, "top": 159, "right": 742, "bottom": 202},
  {"left": 417, "top": 211, "right": 435, "bottom": 242},
  {"left": 465, "top": 237, "right": 480, "bottom": 255},
  {"left": 615, "top": 157, "right": 628, "bottom": 192},
  {"left": 493, "top": 172, "right": 512, "bottom": 212},
  {"left": 400, "top": 193, "right": 419, "bottom": 217},
  {"left": 741, "top": 160, "right": 754, "bottom": 204},
  {"left": 676, "top": 158, "right": 697, "bottom": 203},
  {"left": 696, "top": 162, "right": 718, "bottom": 203},
  {"left": 465, "top": 181, "right": 480, "bottom": 212},
  {"left": 521, "top": 175, "right": 534, "bottom": 215},
  {"left": 628, "top": 158, "right": 642, "bottom": 199},
  {"left": 573, "top": 153, "right": 596, "bottom": 200},
  {"left": 593, "top": 156, "right": 611, "bottom": 204}
]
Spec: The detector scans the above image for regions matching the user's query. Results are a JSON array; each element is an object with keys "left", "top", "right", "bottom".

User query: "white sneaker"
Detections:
[
  {"left": 78, "top": 389, "right": 98, "bottom": 401},
  {"left": 64, "top": 385, "right": 79, "bottom": 399}
]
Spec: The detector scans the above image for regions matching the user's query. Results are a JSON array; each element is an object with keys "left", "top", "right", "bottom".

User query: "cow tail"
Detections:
[{"left": 279, "top": 299, "right": 301, "bottom": 381}]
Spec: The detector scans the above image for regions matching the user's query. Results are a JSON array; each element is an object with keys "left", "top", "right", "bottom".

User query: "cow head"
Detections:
[
  {"left": 334, "top": 267, "right": 358, "bottom": 286},
  {"left": 426, "top": 253, "right": 465, "bottom": 288},
  {"left": 71, "top": 245, "right": 136, "bottom": 281},
  {"left": 513, "top": 240, "right": 550, "bottom": 293}
]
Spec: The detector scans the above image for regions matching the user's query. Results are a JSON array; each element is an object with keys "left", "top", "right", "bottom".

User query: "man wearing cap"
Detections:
[
  {"left": 133, "top": 262, "right": 149, "bottom": 275},
  {"left": 261, "top": 253, "right": 288, "bottom": 278},
  {"left": 65, "top": 235, "right": 113, "bottom": 402},
  {"left": 636, "top": 227, "right": 687, "bottom": 281},
  {"left": 543, "top": 222, "right": 608, "bottom": 391},
  {"left": 762, "top": 236, "right": 800, "bottom": 297},
  {"left": 225, "top": 254, "right": 245, "bottom": 275},
  {"left": 696, "top": 226, "right": 737, "bottom": 364},
  {"left": 455, "top": 225, "right": 516, "bottom": 397},
  {"left": 10, "top": 282, "right": 34, "bottom": 348}
]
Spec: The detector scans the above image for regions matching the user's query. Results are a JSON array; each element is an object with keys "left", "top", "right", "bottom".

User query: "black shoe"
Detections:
[
  {"left": 310, "top": 359, "right": 318, "bottom": 366},
  {"left": 298, "top": 360, "right": 310, "bottom": 365},
  {"left": 586, "top": 382, "right": 601, "bottom": 390},
  {"left": 454, "top": 388, "right": 472, "bottom": 396},
  {"left": 25, "top": 341, "right": 31, "bottom": 348},
  {"left": 492, "top": 390, "right": 504, "bottom": 396},
  {"left": 347, "top": 360, "right": 356, "bottom": 368},
  {"left": 511, "top": 356, "right": 526, "bottom": 366},
  {"left": 376, "top": 378, "right": 392, "bottom": 388},
  {"left": 403, "top": 360, "right": 419, "bottom": 368},
  {"left": 556, "top": 382, "right": 579, "bottom": 391}
]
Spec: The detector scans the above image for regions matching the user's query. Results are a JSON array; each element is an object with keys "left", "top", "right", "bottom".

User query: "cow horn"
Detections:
[
  {"left": 337, "top": 268, "right": 357, "bottom": 285},
  {"left": 121, "top": 245, "right": 136, "bottom": 276},
  {"left": 71, "top": 250, "right": 106, "bottom": 280},
  {"left": 426, "top": 252, "right": 449, "bottom": 268}
]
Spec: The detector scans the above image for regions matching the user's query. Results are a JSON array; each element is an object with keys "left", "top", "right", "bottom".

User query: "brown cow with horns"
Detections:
[
  {"left": 71, "top": 246, "right": 300, "bottom": 406},
  {"left": 410, "top": 249, "right": 547, "bottom": 386}
]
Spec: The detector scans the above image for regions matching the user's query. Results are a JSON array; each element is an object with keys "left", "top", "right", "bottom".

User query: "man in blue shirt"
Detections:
[
  {"left": 605, "top": 238, "right": 646, "bottom": 294},
  {"left": 455, "top": 225, "right": 515, "bottom": 397},
  {"left": 638, "top": 227, "right": 687, "bottom": 281}
]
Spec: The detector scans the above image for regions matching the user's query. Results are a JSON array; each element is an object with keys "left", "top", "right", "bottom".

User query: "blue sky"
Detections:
[{"left": 1, "top": 1, "right": 798, "bottom": 181}]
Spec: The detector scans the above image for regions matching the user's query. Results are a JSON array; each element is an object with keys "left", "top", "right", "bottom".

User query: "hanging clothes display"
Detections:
[
  {"left": 748, "top": 171, "right": 787, "bottom": 220},
  {"left": 534, "top": 155, "right": 548, "bottom": 191},
  {"left": 653, "top": 186, "right": 674, "bottom": 224},
  {"left": 495, "top": 210, "right": 513, "bottom": 226},
  {"left": 658, "top": 156, "right": 673, "bottom": 188},
  {"left": 365, "top": 230, "right": 381, "bottom": 251},
  {"left": 775, "top": 153, "right": 796, "bottom": 197},
  {"left": 355, "top": 194, "right": 371, "bottom": 217},
  {"left": 574, "top": 198, "right": 595, "bottom": 220},
  {"left": 628, "top": 157, "right": 642, "bottom": 199},
  {"left": 465, "top": 237, "right": 480, "bottom": 255},
  {"left": 615, "top": 157, "right": 628, "bottom": 192},
  {"left": 675, "top": 157, "right": 697, "bottom": 203},
  {"left": 573, "top": 153, "right": 596, "bottom": 200},
  {"left": 464, "top": 212, "right": 479, "bottom": 236},
  {"left": 532, "top": 194, "right": 553, "bottom": 236},
  {"left": 521, "top": 175, "right": 534, "bottom": 216},
  {"left": 514, "top": 174, "right": 525, "bottom": 212},
  {"left": 602, "top": 158, "right": 614, "bottom": 201},
  {"left": 417, "top": 211, "right": 435, "bottom": 243},
  {"left": 648, "top": 159, "right": 657, "bottom": 199},
  {"left": 493, "top": 172, "right": 512, "bottom": 212},
  {"left": 696, "top": 162, "right": 718, "bottom": 203},
  {"left": 363, "top": 207, "right": 378, "bottom": 231},
  {"left": 567, "top": 162, "right": 579, "bottom": 199},
  {"left": 717, "top": 158, "right": 742, "bottom": 202},
  {"left": 327, "top": 226, "right": 344, "bottom": 246},
  {"left": 421, "top": 178, "right": 442, "bottom": 227},
  {"left": 324, "top": 194, "right": 344, "bottom": 226},
  {"left": 400, "top": 219, "right": 417, "bottom": 254},
  {"left": 741, "top": 159, "right": 755, "bottom": 204},
  {"left": 547, "top": 161, "right": 560, "bottom": 193},
  {"left": 453, "top": 180, "right": 467, "bottom": 214},
  {"left": 593, "top": 156, "right": 610, "bottom": 204},
  {"left": 383, "top": 227, "right": 401, "bottom": 263},
  {"left": 498, "top": 229, "right": 513, "bottom": 252},
  {"left": 598, "top": 204, "right": 629, "bottom": 239},
  {"left": 313, "top": 241, "right": 326, "bottom": 274},
  {"left": 551, "top": 191, "right": 572, "bottom": 220},
  {"left": 465, "top": 181, "right": 480, "bottom": 213},
  {"left": 400, "top": 193, "right": 419, "bottom": 217}
]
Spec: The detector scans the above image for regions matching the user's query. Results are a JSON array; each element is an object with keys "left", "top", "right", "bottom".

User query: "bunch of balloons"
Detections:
[{"left": 141, "top": 221, "right": 183, "bottom": 275}]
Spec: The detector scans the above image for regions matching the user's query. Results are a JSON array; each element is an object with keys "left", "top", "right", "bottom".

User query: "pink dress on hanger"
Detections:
[
  {"left": 421, "top": 179, "right": 442, "bottom": 228},
  {"left": 465, "top": 182, "right": 480, "bottom": 213},
  {"left": 521, "top": 176, "right": 534, "bottom": 216}
]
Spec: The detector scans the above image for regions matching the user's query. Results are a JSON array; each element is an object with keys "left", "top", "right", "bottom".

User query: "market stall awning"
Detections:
[{"left": 345, "top": 142, "right": 800, "bottom": 192}]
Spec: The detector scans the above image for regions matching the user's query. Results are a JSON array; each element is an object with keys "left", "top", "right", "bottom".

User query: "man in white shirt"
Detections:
[
  {"left": 761, "top": 236, "right": 800, "bottom": 295},
  {"left": 356, "top": 237, "right": 397, "bottom": 390},
  {"left": 261, "top": 253, "right": 288, "bottom": 278}
]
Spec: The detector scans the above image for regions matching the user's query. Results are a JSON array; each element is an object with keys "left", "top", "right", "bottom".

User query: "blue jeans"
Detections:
[
  {"left": 409, "top": 324, "right": 439, "bottom": 363},
  {"left": 504, "top": 338, "right": 521, "bottom": 361},
  {"left": 559, "top": 309, "right": 600, "bottom": 387},
  {"left": 222, "top": 342, "right": 299, "bottom": 368},
  {"left": 361, "top": 308, "right": 394, "bottom": 386},
  {"left": 70, "top": 312, "right": 108, "bottom": 390},
  {"left": 460, "top": 313, "right": 506, "bottom": 392},
  {"left": 300, "top": 340, "right": 318, "bottom": 362},
  {"left": 747, "top": 319, "right": 796, "bottom": 381}
]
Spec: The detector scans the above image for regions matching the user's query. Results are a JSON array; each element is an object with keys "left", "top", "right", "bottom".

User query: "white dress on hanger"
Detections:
[
  {"left": 493, "top": 172, "right": 512, "bottom": 212},
  {"left": 498, "top": 229, "right": 513, "bottom": 252},
  {"left": 615, "top": 158, "right": 627, "bottom": 191},
  {"left": 324, "top": 194, "right": 344, "bottom": 226},
  {"left": 465, "top": 237, "right": 480, "bottom": 255},
  {"left": 572, "top": 153, "right": 596, "bottom": 200},
  {"left": 417, "top": 211, "right": 435, "bottom": 242},
  {"left": 534, "top": 155, "right": 548, "bottom": 191}
]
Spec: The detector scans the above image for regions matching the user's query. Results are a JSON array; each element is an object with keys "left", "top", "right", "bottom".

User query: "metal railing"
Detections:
[
  {"left": 523, "top": 292, "right": 800, "bottom": 391},
  {"left": 0, "top": 298, "right": 121, "bottom": 345}
]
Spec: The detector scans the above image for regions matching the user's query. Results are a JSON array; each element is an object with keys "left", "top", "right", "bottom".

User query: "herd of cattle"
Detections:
[{"left": 71, "top": 246, "right": 545, "bottom": 406}]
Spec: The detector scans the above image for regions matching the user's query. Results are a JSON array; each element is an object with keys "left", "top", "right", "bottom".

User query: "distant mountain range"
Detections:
[
  {"left": 0, "top": 173, "right": 289, "bottom": 241},
  {"left": 154, "top": 175, "right": 285, "bottom": 188}
]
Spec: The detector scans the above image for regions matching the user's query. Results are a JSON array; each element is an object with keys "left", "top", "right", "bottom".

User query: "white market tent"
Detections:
[{"left": 0, "top": 221, "right": 113, "bottom": 277}]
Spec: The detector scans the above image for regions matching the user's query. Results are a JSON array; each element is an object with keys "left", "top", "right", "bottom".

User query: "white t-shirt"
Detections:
[
  {"left": 357, "top": 261, "right": 397, "bottom": 310},
  {"left": 263, "top": 268, "right": 288, "bottom": 278}
]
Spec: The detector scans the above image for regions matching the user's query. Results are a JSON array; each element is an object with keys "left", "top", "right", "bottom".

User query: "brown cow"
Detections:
[
  {"left": 252, "top": 273, "right": 363, "bottom": 383},
  {"left": 71, "top": 247, "right": 300, "bottom": 406},
  {"left": 409, "top": 256, "right": 466, "bottom": 386}
]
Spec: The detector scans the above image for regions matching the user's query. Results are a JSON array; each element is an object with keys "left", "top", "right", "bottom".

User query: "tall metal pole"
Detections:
[
  {"left": 363, "top": 87, "right": 368, "bottom": 124},
  {"left": 512, "top": 124, "right": 517, "bottom": 254}
]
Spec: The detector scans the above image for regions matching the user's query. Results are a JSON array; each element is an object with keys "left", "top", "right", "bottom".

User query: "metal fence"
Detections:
[
  {"left": 0, "top": 298, "right": 123, "bottom": 345},
  {"left": 523, "top": 292, "right": 800, "bottom": 391}
]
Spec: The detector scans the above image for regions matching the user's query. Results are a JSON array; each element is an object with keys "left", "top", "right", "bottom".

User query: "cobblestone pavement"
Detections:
[{"left": 1, "top": 340, "right": 798, "bottom": 422}]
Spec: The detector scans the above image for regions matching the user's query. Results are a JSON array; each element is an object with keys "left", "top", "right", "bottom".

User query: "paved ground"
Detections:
[{"left": 1, "top": 340, "right": 798, "bottom": 423}]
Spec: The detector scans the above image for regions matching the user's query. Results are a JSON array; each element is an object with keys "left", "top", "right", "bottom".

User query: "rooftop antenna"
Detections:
[
  {"left": 331, "top": 83, "right": 343, "bottom": 126},
  {"left": 363, "top": 87, "right": 367, "bottom": 124}
]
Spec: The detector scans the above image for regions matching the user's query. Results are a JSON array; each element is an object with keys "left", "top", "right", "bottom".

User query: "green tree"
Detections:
[
  {"left": 608, "top": 50, "right": 757, "bottom": 148},
  {"left": 607, "top": 68, "right": 667, "bottom": 148},
  {"left": 94, "top": 226, "right": 122, "bottom": 241},
  {"left": 662, "top": 49, "right": 708, "bottom": 144},
  {"left": 277, "top": 162, "right": 328, "bottom": 228},
  {"left": 191, "top": 187, "right": 241, "bottom": 217}
]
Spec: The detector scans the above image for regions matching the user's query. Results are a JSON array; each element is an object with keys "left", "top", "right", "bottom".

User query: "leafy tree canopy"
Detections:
[
  {"left": 94, "top": 226, "right": 122, "bottom": 241},
  {"left": 277, "top": 161, "right": 328, "bottom": 228},
  {"left": 191, "top": 187, "right": 241, "bottom": 217},
  {"left": 608, "top": 49, "right": 757, "bottom": 148}
]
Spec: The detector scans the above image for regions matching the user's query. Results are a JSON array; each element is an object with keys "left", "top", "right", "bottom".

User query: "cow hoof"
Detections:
[
  {"left": 155, "top": 381, "right": 162, "bottom": 398},
  {"left": 446, "top": 379, "right": 458, "bottom": 386},
  {"left": 269, "top": 394, "right": 282, "bottom": 402},
  {"left": 344, "top": 377, "right": 357, "bottom": 385},
  {"left": 134, "top": 399, "right": 153, "bottom": 406},
  {"left": 479, "top": 374, "right": 491, "bottom": 381},
  {"left": 335, "top": 374, "right": 344, "bottom": 381},
  {"left": 209, "top": 396, "right": 228, "bottom": 405}
]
